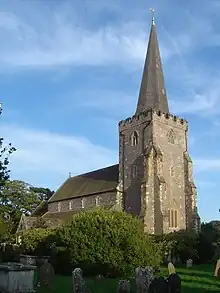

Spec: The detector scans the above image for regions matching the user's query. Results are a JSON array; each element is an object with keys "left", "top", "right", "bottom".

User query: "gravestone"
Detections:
[
  {"left": 186, "top": 259, "right": 193, "bottom": 268},
  {"left": 72, "top": 268, "right": 88, "bottom": 293},
  {"left": 214, "top": 259, "right": 220, "bottom": 277},
  {"left": 168, "top": 262, "right": 176, "bottom": 275},
  {"left": 136, "top": 266, "right": 154, "bottom": 293},
  {"left": 38, "top": 259, "right": 55, "bottom": 289},
  {"left": 149, "top": 276, "right": 168, "bottom": 293},
  {"left": 167, "top": 273, "right": 181, "bottom": 293},
  {"left": 117, "top": 280, "right": 130, "bottom": 293}
]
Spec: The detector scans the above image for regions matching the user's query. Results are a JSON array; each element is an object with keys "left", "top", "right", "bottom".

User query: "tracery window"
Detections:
[
  {"left": 168, "top": 209, "right": 178, "bottom": 228},
  {"left": 131, "top": 131, "right": 139, "bottom": 146},
  {"left": 167, "top": 129, "right": 175, "bottom": 144}
]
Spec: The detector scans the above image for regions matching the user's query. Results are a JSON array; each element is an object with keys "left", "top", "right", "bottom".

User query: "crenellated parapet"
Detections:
[{"left": 118, "top": 109, "right": 188, "bottom": 131}]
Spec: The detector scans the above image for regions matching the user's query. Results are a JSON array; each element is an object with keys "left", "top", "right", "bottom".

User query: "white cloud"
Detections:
[
  {"left": 1, "top": 124, "right": 117, "bottom": 189},
  {"left": 0, "top": 10, "right": 151, "bottom": 69}
]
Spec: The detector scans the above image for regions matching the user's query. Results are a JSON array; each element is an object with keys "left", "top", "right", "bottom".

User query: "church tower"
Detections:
[{"left": 118, "top": 13, "right": 200, "bottom": 234}]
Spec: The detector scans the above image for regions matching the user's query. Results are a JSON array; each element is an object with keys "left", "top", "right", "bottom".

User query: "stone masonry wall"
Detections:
[
  {"left": 152, "top": 112, "right": 188, "bottom": 233},
  {"left": 48, "top": 191, "right": 117, "bottom": 213}
]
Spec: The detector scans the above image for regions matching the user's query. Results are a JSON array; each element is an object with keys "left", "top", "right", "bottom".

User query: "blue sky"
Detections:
[{"left": 0, "top": 0, "right": 220, "bottom": 223}]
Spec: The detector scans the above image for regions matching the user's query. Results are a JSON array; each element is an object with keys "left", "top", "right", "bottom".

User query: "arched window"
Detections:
[
  {"left": 167, "top": 129, "right": 175, "bottom": 144},
  {"left": 168, "top": 209, "right": 178, "bottom": 228},
  {"left": 95, "top": 196, "right": 100, "bottom": 207},
  {"left": 69, "top": 200, "right": 73, "bottom": 210},
  {"left": 131, "top": 131, "right": 139, "bottom": 146},
  {"left": 81, "top": 198, "right": 86, "bottom": 209},
  {"left": 57, "top": 202, "right": 61, "bottom": 212}
]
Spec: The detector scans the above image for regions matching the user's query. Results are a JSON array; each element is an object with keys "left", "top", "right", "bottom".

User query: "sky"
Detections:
[{"left": 0, "top": 0, "right": 219, "bottom": 223}]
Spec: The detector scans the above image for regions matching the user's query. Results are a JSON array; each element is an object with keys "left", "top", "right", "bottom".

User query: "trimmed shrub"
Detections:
[
  {"left": 20, "top": 228, "right": 56, "bottom": 256},
  {"left": 57, "top": 208, "right": 162, "bottom": 277}
]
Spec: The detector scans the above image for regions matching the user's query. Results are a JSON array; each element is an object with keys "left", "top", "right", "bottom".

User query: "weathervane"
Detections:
[{"left": 149, "top": 8, "right": 155, "bottom": 25}]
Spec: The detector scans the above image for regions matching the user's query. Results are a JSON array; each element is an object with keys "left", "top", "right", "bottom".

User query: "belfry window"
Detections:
[
  {"left": 167, "top": 129, "right": 175, "bottom": 144},
  {"left": 168, "top": 209, "right": 178, "bottom": 228},
  {"left": 131, "top": 131, "right": 139, "bottom": 146},
  {"left": 57, "top": 202, "right": 61, "bottom": 212}
]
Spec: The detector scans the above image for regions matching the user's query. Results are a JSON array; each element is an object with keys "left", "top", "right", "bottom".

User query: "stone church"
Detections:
[{"left": 17, "top": 16, "right": 200, "bottom": 236}]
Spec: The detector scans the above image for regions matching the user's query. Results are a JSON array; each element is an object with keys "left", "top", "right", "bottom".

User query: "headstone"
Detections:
[
  {"left": 135, "top": 266, "right": 154, "bottom": 293},
  {"left": 117, "top": 280, "right": 130, "bottom": 293},
  {"left": 149, "top": 276, "right": 168, "bottom": 293},
  {"left": 168, "top": 262, "right": 176, "bottom": 275},
  {"left": 186, "top": 259, "right": 193, "bottom": 268},
  {"left": 214, "top": 259, "right": 220, "bottom": 277},
  {"left": 72, "top": 268, "right": 88, "bottom": 293},
  {"left": 38, "top": 259, "right": 55, "bottom": 289},
  {"left": 167, "top": 273, "right": 181, "bottom": 293}
]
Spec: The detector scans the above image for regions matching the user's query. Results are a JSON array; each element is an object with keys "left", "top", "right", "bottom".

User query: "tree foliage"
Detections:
[
  {"left": 30, "top": 187, "right": 54, "bottom": 201},
  {"left": 21, "top": 228, "right": 56, "bottom": 255},
  {"left": 57, "top": 208, "right": 162, "bottom": 276},
  {"left": 0, "top": 180, "right": 41, "bottom": 232}
]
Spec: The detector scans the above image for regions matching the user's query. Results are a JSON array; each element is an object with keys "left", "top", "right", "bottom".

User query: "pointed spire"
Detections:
[{"left": 135, "top": 10, "right": 169, "bottom": 115}]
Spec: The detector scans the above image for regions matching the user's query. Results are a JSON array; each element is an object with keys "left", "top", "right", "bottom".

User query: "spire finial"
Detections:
[
  {"left": 68, "top": 172, "right": 71, "bottom": 178},
  {"left": 149, "top": 8, "right": 155, "bottom": 25}
]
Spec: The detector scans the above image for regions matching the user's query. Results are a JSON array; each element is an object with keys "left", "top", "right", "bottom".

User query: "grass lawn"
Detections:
[{"left": 35, "top": 264, "right": 220, "bottom": 293}]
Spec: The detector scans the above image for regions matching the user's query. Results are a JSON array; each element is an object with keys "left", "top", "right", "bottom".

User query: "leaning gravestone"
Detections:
[
  {"left": 214, "top": 259, "right": 220, "bottom": 277},
  {"left": 38, "top": 259, "right": 55, "bottom": 289},
  {"left": 186, "top": 259, "right": 193, "bottom": 268},
  {"left": 136, "top": 266, "right": 154, "bottom": 293},
  {"left": 168, "top": 262, "right": 176, "bottom": 275},
  {"left": 117, "top": 280, "right": 130, "bottom": 293},
  {"left": 72, "top": 268, "right": 89, "bottom": 293}
]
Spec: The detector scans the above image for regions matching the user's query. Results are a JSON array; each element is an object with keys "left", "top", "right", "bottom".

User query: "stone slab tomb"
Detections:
[{"left": 0, "top": 262, "right": 36, "bottom": 293}]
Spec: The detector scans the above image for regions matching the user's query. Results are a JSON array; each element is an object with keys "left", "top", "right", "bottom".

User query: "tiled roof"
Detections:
[{"left": 48, "top": 164, "right": 119, "bottom": 203}]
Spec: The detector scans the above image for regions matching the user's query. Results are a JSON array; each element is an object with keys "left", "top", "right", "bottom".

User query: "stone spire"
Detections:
[{"left": 135, "top": 10, "right": 169, "bottom": 115}]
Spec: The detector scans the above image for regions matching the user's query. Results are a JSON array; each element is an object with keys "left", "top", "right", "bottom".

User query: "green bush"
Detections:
[
  {"left": 20, "top": 228, "right": 56, "bottom": 256},
  {"left": 57, "top": 208, "right": 162, "bottom": 277}
]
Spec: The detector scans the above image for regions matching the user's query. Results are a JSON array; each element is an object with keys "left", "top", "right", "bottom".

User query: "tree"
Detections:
[
  {"left": 57, "top": 208, "right": 162, "bottom": 277},
  {"left": 0, "top": 180, "right": 41, "bottom": 231},
  {"left": 0, "top": 107, "right": 16, "bottom": 240},
  {"left": 29, "top": 187, "right": 54, "bottom": 201}
]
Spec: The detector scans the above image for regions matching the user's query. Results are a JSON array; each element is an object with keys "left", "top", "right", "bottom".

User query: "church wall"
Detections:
[
  {"left": 119, "top": 114, "right": 152, "bottom": 217},
  {"left": 152, "top": 112, "right": 188, "bottom": 233},
  {"left": 48, "top": 191, "right": 117, "bottom": 213}
]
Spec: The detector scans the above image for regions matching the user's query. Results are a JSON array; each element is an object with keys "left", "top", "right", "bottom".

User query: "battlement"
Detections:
[{"left": 119, "top": 109, "right": 188, "bottom": 131}]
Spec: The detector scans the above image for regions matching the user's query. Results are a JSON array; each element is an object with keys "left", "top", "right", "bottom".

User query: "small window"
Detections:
[
  {"left": 57, "top": 202, "right": 61, "bottom": 212},
  {"left": 132, "top": 165, "right": 138, "bottom": 178},
  {"left": 95, "top": 196, "right": 100, "bottom": 207},
  {"left": 167, "top": 129, "right": 175, "bottom": 144},
  {"left": 131, "top": 131, "right": 139, "bottom": 146},
  {"left": 170, "top": 166, "right": 174, "bottom": 177},
  {"left": 168, "top": 209, "right": 178, "bottom": 228},
  {"left": 81, "top": 198, "right": 86, "bottom": 209},
  {"left": 69, "top": 200, "right": 73, "bottom": 210}
]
